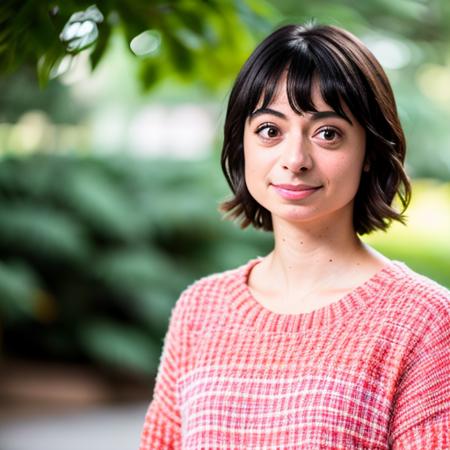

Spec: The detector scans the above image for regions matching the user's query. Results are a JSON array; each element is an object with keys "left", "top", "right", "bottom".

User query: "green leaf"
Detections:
[
  {"left": 37, "top": 45, "right": 65, "bottom": 88},
  {"left": 93, "top": 247, "right": 183, "bottom": 292},
  {"left": 0, "top": 202, "right": 89, "bottom": 263},
  {"left": 58, "top": 166, "right": 144, "bottom": 240},
  {"left": 129, "top": 287, "right": 176, "bottom": 333},
  {"left": 78, "top": 319, "right": 161, "bottom": 375},
  {"left": 90, "top": 22, "right": 111, "bottom": 70},
  {"left": 0, "top": 260, "right": 40, "bottom": 321}
]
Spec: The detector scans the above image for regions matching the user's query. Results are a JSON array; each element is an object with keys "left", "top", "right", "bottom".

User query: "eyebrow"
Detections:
[{"left": 248, "top": 107, "right": 353, "bottom": 125}]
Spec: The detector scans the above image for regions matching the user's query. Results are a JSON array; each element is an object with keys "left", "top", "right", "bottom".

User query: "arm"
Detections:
[
  {"left": 140, "top": 291, "right": 189, "bottom": 450},
  {"left": 389, "top": 290, "right": 450, "bottom": 449}
]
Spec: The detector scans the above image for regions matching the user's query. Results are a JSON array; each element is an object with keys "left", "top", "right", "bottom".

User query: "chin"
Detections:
[
  {"left": 271, "top": 202, "right": 354, "bottom": 227},
  {"left": 270, "top": 206, "right": 320, "bottom": 224}
]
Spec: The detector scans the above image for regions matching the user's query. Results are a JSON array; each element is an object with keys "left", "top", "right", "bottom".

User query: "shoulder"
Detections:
[
  {"left": 383, "top": 261, "right": 450, "bottom": 333},
  {"left": 181, "top": 260, "right": 248, "bottom": 300},
  {"left": 390, "top": 262, "right": 449, "bottom": 306},
  {"left": 168, "top": 258, "right": 256, "bottom": 329}
]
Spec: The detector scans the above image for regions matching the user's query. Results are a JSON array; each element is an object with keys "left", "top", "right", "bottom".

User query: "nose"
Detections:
[{"left": 280, "top": 134, "right": 313, "bottom": 173}]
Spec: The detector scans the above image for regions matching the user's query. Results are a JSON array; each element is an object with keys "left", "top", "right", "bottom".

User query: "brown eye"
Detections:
[
  {"left": 267, "top": 127, "right": 278, "bottom": 137},
  {"left": 256, "top": 124, "right": 280, "bottom": 139},
  {"left": 317, "top": 127, "right": 341, "bottom": 142},
  {"left": 323, "top": 129, "right": 335, "bottom": 140}
]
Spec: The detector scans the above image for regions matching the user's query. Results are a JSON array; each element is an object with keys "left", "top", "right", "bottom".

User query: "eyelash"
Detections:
[
  {"left": 255, "top": 123, "right": 279, "bottom": 140},
  {"left": 317, "top": 127, "right": 342, "bottom": 141},
  {"left": 254, "top": 123, "right": 342, "bottom": 142}
]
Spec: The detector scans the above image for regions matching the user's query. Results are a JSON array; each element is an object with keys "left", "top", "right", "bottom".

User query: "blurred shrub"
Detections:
[
  {"left": 363, "top": 180, "right": 450, "bottom": 288},
  {"left": 0, "top": 154, "right": 272, "bottom": 376}
]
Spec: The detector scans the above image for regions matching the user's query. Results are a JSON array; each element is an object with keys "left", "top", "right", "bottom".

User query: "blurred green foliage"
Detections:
[
  {"left": 0, "top": 0, "right": 277, "bottom": 89},
  {"left": 0, "top": 155, "right": 272, "bottom": 374},
  {"left": 269, "top": 0, "right": 450, "bottom": 42},
  {"left": 0, "top": 67, "right": 84, "bottom": 123},
  {"left": 364, "top": 180, "right": 450, "bottom": 288}
]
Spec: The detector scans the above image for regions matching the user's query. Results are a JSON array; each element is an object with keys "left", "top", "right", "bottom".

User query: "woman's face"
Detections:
[{"left": 243, "top": 77, "right": 366, "bottom": 230}]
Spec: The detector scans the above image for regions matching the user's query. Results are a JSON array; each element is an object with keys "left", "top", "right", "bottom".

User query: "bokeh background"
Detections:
[{"left": 0, "top": 1, "right": 449, "bottom": 449}]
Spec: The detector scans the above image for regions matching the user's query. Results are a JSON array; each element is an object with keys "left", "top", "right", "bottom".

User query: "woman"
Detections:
[{"left": 140, "top": 23, "right": 450, "bottom": 449}]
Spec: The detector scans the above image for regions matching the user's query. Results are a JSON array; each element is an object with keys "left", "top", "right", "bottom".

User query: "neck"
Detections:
[{"left": 265, "top": 213, "right": 377, "bottom": 293}]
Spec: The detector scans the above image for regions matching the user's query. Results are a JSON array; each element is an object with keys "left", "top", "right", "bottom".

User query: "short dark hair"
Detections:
[{"left": 220, "top": 23, "right": 411, "bottom": 235}]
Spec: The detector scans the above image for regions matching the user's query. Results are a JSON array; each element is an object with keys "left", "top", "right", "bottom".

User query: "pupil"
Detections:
[
  {"left": 324, "top": 129, "right": 334, "bottom": 139},
  {"left": 268, "top": 128, "right": 277, "bottom": 137}
]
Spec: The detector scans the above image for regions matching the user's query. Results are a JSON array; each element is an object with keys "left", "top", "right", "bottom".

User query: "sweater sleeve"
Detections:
[
  {"left": 389, "top": 290, "right": 450, "bottom": 449},
  {"left": 140, "top": 290, "right": 190, "bottom": 450}
]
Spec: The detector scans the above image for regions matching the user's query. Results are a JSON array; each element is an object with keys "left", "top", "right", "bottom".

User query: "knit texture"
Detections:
[{"left": 140, "top": 258, "right": 450, "bottom": 449}]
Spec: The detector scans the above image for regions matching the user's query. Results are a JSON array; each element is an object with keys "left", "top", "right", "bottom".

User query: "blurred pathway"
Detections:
[{"left": 0, "top": 402, "right": 148, "bottom": 450}]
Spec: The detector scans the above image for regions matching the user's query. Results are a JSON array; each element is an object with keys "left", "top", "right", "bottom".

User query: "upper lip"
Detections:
[{"left": 272, "top": 183, "right": 321, "bottom": 191}]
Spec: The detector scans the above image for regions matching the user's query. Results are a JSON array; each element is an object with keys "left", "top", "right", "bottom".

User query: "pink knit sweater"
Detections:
[{"left": 140, "top": 257, "right": 450, "bottom": 449}]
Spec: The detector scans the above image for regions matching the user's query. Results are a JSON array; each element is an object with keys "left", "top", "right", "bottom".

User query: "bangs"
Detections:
[{"left": 245, "top": 43, "right": 362, "bottom": 124}]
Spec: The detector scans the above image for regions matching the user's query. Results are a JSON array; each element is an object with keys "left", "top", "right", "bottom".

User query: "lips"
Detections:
[
  {"left": 272, "top": 183, "right": 321, "bottom": 191},
  {"left": 271, "top": 183, "right": 322, "bottom": 200}
]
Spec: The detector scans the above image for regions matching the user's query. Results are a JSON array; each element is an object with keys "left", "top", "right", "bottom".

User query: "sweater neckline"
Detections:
[{"left": 227, "top": 257, "right": 406, "bottom": 333}]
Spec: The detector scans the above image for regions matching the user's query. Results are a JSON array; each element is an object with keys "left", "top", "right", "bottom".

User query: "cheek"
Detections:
[
  {"left": 244, "top": 157, "right": 265, "bottom": 200},
  {"left": 243, "top": 141, "right": 269, "bottom": 181},
  {"left": 324, "top": 155, "right": 364, "bottom": 189}
]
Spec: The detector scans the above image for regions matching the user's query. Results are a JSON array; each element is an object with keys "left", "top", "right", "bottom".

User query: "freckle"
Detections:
[
  {"left": 300, "top": 241, "right": 303, "bottom": 245},
  {"left": 329, "top": 259, "right": 333, "bottom": 263}
]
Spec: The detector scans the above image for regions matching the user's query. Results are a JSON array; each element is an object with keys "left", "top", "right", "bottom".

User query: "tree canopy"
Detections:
[{"left": 0, "top": 0, "right": 277, "bottom": 89}]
